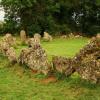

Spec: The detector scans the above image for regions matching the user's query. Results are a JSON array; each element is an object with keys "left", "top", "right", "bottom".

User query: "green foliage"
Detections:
[
  {"left": 0, "top": 0, "right": 100, "bottom": 36},
  {"left": 0, "top": 21, "right": 4, "bottom": 34}
]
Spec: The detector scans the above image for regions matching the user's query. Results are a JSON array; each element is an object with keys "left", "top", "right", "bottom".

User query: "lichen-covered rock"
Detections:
[
  {"left": 75, "top": 35, "right": 82, "bottom": 38},
  {"left": 75, "top": 37, "right": 100, "bottom": 83},
  {"left": 18, "top": 43, "right": 51, "bottom": 75},
  {"left": 52, "top": 56, "right": 75, "bottom": 76},
  {"left": 60, "top": 35, "right": 67, "bottom": 39},
  {"left": 75, "top": 37, "right": 100, "bottom": 62},
  {"left": 69, "top": 33, "right": 74, "bottom": 38},
  {"left": 3, "top": 33, "right": 16, "bottom": 46},
  {"left": 20, "top": 30, "right": 26, "bottom": 43},
  {"left": 0, "top": 41, "right": 17, "bottom": 63},
  {"left": 0, "top": 34, "right": 17, "bottom": 63},
  {"left": 96, "top": 33, "right": 100, "bottom": 39},
  {"left": 6, "top": 47, "right": 17, "bottom": 63},
  {"left": 43, "top": 32, "right": 53, "bottom": 42},
  {"left": 27, "top": 34, "right": 41, "bottom": 47},
  {"left": 77, "top": 55, "right": 100, "bottom": 84},
  {"left": 0, "top": 42, "right": 10, "bottom": 54},
  {"left": 27, "top": 38, "right": 35, "bottom": 47},
  {"left": 34, "top": 33, "right": 41, "bottom": 44}
]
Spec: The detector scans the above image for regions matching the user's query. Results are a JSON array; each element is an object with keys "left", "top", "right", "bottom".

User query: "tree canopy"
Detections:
[{"left": 0, "top": 0, "right": 100, "bottom": 36}]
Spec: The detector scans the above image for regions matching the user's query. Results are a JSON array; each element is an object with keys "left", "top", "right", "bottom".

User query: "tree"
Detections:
[{"left": 0, "top": 0, "right": 100, "bottom": 36}]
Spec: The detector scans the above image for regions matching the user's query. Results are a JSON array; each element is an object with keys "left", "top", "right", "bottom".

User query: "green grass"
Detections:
[
  {"left": 1, "top": 37, "right": 100, "bottom": 100},
  {"left": 42, "top": 38, "right": 88, "bottom": 60}
]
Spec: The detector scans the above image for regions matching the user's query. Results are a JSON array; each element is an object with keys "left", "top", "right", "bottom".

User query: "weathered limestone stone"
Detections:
[
  {"left": 18, "top": 43, "right": 51, "bottom": 75},
  {"left": 52, "top": 56, "right": 75, "bottom": 76},
  {"left": 34, "top": 33, "right": 41, "bottom": 38},
  {"left": 60, "top": 35, "right": 67, "bottom": 39},
  {"left": 6, "top": 47, "right": 17, "bottom": 63},
  {"left": 0, "top": 42, "right": 10, "bottom": 54},
  {"left": 43, "top": 32, "right": 53, "bottom": 42},
  {"left": 3, "top": 33, "right": 16, "bottom": 46},
  {"left": 96, "top": 33, "right": 100, "bottom": 38},
  {"left": 75, "top": 37, "right": 100, "bottom": 83},
  {"left": 20, "top": 30, "right": 26, "bottom": 43},
  {"left": 27, "top": 34, "right": 41, "bottom": 47},
  {"left": 69, "top": 33, "right": 74, "bottom": 38},
  {"left": 27, "top": 38, "right": 35, "bottom": 47},
  {"left": 77, "top": 55, "right": 100, "bottom": 84},
  {"left": 75, "top": 35, "right": 82, "bottom": 38},
  {"left": 0, "top": 34, "right": 17, "bottom": 63},
  {"left": 0, "top": 41, "right": 17, "bottom": 63},
  {"left": 75, "top": 37, "right": 100, "bottom": 62},
  {"left": 34, "top": 33, "right": 41, "bottom": 44}
]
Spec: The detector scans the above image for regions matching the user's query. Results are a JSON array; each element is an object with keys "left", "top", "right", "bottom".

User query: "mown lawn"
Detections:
[{"left": 0, "top": 37, "right": 100, "bottom": 100}]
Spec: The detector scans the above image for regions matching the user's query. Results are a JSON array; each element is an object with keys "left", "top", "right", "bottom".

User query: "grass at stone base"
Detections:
[{"left": 0, "top": 37, "right": 100, "bottom": 100}]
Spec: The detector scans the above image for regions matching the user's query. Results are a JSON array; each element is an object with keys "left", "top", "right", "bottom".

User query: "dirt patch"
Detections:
[
  {"left": 40, "top": 76, "right": 57, "bottom": 84},
  {"left": 31, "top": 69, "right": 38, "bottom": 74}
]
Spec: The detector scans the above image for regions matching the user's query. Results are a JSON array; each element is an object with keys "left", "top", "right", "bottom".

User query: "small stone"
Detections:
[
  {"left": 60, "top": 35, "right": 67, "bottom": 39},
  {"left": 34, "top": 33, "right": 41, "bottom": 44},
  {"left": 69, "top": 33, "right": 74, "bottom": 38},
  {"left": 96, "top": 33, "right": 100, "bottom": 39},
  {"left": 43, "top": 32, "right": 53, "bottom": 42},
  {"left": 20, "top": 30, "right": 27, "bottom": 43}
]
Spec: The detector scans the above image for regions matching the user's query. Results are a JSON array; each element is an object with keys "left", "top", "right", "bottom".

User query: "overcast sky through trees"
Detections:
[
  {"left": 0, "top": 0, "right": 4, "bottom": 21},
  {"left": 0, "top": 7, "right": 4, "bottom": 21}
]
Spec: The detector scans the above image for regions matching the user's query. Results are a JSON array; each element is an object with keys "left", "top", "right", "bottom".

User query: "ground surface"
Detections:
[{"left": 0, "top": 37, "right": 100, "bottom": 100}]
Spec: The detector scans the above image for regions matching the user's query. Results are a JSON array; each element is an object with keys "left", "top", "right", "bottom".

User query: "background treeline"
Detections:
[{"left": 0, "top": 0, "right": 100, "bottom": 36}]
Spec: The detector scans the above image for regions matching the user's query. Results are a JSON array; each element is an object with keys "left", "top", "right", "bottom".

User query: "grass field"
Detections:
[{"left": 0, "top": 37, "right": 100, "bottom": 100}]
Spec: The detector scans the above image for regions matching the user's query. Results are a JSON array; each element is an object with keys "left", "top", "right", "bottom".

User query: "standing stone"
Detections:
[
  {"left": 0, "top": 34, "right": 17, "bottom": 63},
  {"left": 77, "top": 55, "right": 100, "bottom": 84},
  {"left": 34, "top": 33, "right": 41, "bottom": 44},
  {"left": 3, "top": 33, "right": 16, "bottom": 46},
  {"left": 43, "top": 32, "right": 53, "bottom": 42},
  {"left": 20, "top": 30, "right": 26, "bottom": 43},
  {"left": 74, "top": 37, "right": 100, "bottom": 83},
  {"left": 27, "top": 38, "right": 35, "bottom": 47},
  {"left": 60, "top": 35, "right": 68, "bottom": 39},
  {"left": 0, "top": 42, "right": 10, "bottom": 54},
  {"left": 0, "top": 42, "right": 17, "bottom": 63},
  {"left": 96, "top": 33, "right": 100, "bottom": 39},
  {"left": 18, "top": 43, "right": 51, "bottom": 75},
  {"left": 52, "top": 56, "right": 75, "bottom": 76},
  {"left": 6, "top": 47, "right": 17, "bottom": 63},
  {"left": 69, "top": 33, "right": 74, "bottom": 38},
  {"left": 75, "top": 35, "right": 82, "bottom": 38}
]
